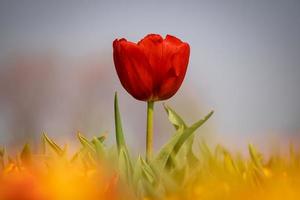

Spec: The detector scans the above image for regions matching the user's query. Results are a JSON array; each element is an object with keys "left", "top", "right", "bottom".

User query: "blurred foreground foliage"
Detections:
[{"left": 0, "top": 94, "right": 299, "bottom": 200}]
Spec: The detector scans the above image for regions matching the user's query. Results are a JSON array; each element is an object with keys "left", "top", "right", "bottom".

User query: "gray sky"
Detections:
[{"left": 0, "top": 0, "right": 300, "bottom": 151}]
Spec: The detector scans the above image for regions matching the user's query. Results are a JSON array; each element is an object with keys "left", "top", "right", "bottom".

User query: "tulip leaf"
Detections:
[
  {"left": 70, "top": 150, "right": 81, "bottom": 163},
  {"left": 133, "top": 156, "right": 143, "bottom": 187},
  {"left": 114, "top": 92, "right": 133, "bottom": 182},
  {"left": 172, "top": 111, "right": 213, "bottom": 155},
  {"left": 76, "top": 132, "right": 106, "bottom": 161},
  {"left": 163, "top": 104, "right": 187, "bottom": 130},
  {"left": 140, "top": 156, "right": 157, "bottom": 185},
  {"left": 20, "top": 143, "right": 32, "bottom": 166},
  {"left": 134, "top": 157, "right": 154, "bottom": 187},
  {"left": 155, "top": 126, "right": 185, "bottom": 168},
  {"left": 199, "top": 140, "right": 214, "bottom": 164},
  {"left": 97, "top": 135, "right": 106, "bottom": 143},
  {"left": 92, "top": 137, "right": 106, "bottom": 160},
  {"left": 0, "top": 147, "right": 4, "bottom": 157},
  {"left": 133, "top": 157, "right": 164, "bottom": 199},
  {"left": 156, "top": 111, "right": 213, "bottom": 169},
  {"left": 163, "top": 104, "right": 200, "bottom": 167},
  {"left": 0, "top": 147, "right": 4, "bottom": 169},
  {"left": 118, "top": 148, "right": 133, "bottom": 183},
  {"left": 218, "top": 145, "right": 238, "bottom": 173},
  {"left": 77, "top": 132, "right": 96, "bottom": 154},
  {"left": 248, "top": 144, "right": 266, "bottom": 183},
  {"left": 114, "top": 92, "right": 128, "bottom": 153},
  {"left": 141, "top": 179, "right": 163, "bottom": 199},
  {"left": 248, "top": 144, "right": 263, "bottom": 169},
  {"left": 43, "top": 133, "right": 65, "bottom": 156},
  {"left": 170, "top": 162, "right": 189, "bottom": 184}
]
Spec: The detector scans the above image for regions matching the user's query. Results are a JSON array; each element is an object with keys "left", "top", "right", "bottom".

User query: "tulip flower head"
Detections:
[{"left": 113, "top": 34, "right": 190, "bottom": 101}]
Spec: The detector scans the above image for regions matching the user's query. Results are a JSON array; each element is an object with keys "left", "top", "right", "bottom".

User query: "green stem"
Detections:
[{"left": 146, "top": 101, "right": 154, "bottom": 161}]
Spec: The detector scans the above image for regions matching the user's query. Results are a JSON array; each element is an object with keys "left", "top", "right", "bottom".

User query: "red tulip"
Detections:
[{"left": 113, "top": 34, "right": 190, "bottom": 101}]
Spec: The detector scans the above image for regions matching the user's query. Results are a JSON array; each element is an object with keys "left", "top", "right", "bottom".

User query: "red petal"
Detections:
[
  {"left": 138, "top": 34, "right": 163, "bottom": 75},
  {"left": 165, "top": 34, "right": 183, "bottom": 46},
  {"left": 160, "top": 35, "right": 186, "bottom": 75},
  {"left": 113, "top": 39, "right": 153, "bottom": 100},
  {"left": 171, "top": 42, "right": 190, "bottom": 77},
  {"left": 157, "top": 38, "right": 190, "bottom": 100}
]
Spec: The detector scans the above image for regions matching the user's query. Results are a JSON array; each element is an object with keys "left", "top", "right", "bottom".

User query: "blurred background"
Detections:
[{"left": 0, "top": 0, "right": 300, "bottom": 154}]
